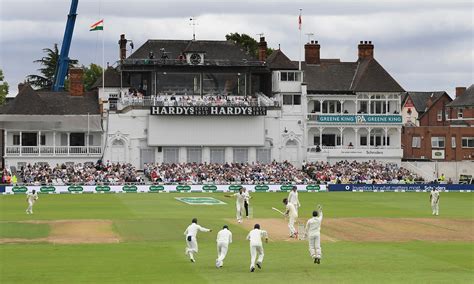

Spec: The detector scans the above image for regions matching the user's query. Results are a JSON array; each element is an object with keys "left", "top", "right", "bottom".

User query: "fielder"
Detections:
[
  {"left": 283, "top": 198, "right": 298, "bottom": 238},
  {"left": 430, "top": 188, "right": 440, "bottom": 216},
  {"left": 246, "top": 223, "right": 268, "bottom": 272},
  {"left": 26, "top": 189, "right": 38, "bottom": 214},
  {"left": 243, "top": 187, "right": 252, "bottom": 219},
  {"left": 305, "top": 205, "right": 323, "bottom": 264},
  {"left": 216, "top": 225, "right": 232, "bottom": 268},
  {"left": 288, "top": 185, "right": 301, "bottom": 214},
  {"left": 225, "top": 188, "right": 246, "bottom": 223},
  {"left": 184, "top": 218, "right": 212, "bottom": 262}
]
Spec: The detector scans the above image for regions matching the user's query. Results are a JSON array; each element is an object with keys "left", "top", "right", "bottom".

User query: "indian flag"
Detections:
[{"left": 90, "top": 19, "right": 104, "bottom": 31}]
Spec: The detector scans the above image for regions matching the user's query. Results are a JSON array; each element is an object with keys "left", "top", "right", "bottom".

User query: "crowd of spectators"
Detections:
[
  {"left": 122, "top": 91, "right": 259, "bottom": 107},
  {"left": 18, "top": 162, "right": 142, "bottom": 185},
  {"left": 303, "top": 160, "right": 424, "bottom": 184},
  {"left": 144, "top": 161, "right": 311, "bottom": 184},
  {"left": 6, "top": 160, "right": 423, "bottom": 185}
]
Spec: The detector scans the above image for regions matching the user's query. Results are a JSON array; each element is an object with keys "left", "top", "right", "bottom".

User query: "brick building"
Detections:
[{"left": 402, "top": 85, "right": 474, "bottom": 161}]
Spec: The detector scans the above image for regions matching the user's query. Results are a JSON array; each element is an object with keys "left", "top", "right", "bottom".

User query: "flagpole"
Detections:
[
  {"left": 299, "top": 9, "right": 302, "bottom": 71},
  {"left": 102, "top": 20, "right": 105, "bottom": 92}
]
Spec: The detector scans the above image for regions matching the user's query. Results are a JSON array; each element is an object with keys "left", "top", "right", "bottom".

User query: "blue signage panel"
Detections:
[
  {"left": 329, "top": 184, "right": 474, "bottom": 192},
  {"left": 316, "top": 115, "right": 402, "bottom": 124}
]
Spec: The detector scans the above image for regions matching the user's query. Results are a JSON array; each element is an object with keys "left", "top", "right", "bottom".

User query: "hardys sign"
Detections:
[{"left": 150, "top": 106, "right": 267, "bottom": 116}]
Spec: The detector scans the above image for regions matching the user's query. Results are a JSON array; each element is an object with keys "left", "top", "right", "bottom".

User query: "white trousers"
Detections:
[
  {"left": 26, "top": 201, "right": 34, "bottom": 214},
  {"left": 185, "top": 237, "right": 198, "bottom": 260},
  {"left": 308, "top": 234, "right": 322, "bottom": 259},
  {"left": 288, "top": 216, "right": 297, "bottom": 236},
  {"left": 431, "top": 201, "right": 439, "bottom": 215},
  {"left": 236, "top": 203, "right": 244, "bottom": 221},
  {"left": 216, "top": 242, "right": 229, "bottom": 266},
  {"left": 250, "top": 244, "right": 264, "bottom": 269}
]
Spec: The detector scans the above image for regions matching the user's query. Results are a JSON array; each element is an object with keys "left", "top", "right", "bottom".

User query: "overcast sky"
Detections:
[{"left": 0, "top": 0, "right": 472, "bottom": 97}]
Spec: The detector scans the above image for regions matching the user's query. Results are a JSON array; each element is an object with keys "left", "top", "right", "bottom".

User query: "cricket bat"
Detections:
[{"left": 271, "top": 207, "right": 285, "bottom": 216}]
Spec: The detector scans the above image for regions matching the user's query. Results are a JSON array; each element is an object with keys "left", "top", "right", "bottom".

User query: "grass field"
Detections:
[{"left": 0, "top": 192, "right": 473, "bottom": 283}]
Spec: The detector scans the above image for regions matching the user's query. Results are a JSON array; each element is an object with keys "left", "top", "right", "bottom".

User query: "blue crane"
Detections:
[{"left": 52, "top": 0, "right": 79, "bottom": 91}]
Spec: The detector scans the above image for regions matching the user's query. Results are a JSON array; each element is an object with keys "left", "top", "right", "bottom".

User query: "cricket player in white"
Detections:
[
  {"left": 283, "top": 198, "right": 298, "bottom": 238},
  {"left": 26, "top": 189, "right": 38, "bottom": 214},
  {"left": 288, "top": 186, "right": 301, "bottom": 214},
  {"left": 243, "top": 187, "right": 251, "bottom": 218},
  {"left": 305, "top": 205, "right": 323, "bottom": 264},
  {"left": 184, "top": 218, "right": 212, "bottom": 262},
  {"left": 225, "top": 188, "right": 246, "bottom": 223},
  {"left": 246, "top": 224, "right": 268, "bottom": 272},
  {"left": 430, "top": 188, "right": 440, "bottom": 216},
  {"left": 216, "top": 225, "right": 232, "bottom": 268}
]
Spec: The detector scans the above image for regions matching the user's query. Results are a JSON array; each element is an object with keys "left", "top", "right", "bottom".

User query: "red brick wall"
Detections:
[
  {"left": 402, "top": 126, "right": 474, "bottom": 161},
  {"left": 419, "top": 95, "right": 451, "bottom": 126}
]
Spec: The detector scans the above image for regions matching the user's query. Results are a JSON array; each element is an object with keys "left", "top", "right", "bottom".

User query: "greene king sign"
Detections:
[{"left": 150, "top": 106, "right": 267, "bottom": 116}]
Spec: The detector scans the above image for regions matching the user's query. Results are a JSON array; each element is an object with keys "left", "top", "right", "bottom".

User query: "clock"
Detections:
[{"left": 190, "top": 53, "right": 202, "bottom": 65}]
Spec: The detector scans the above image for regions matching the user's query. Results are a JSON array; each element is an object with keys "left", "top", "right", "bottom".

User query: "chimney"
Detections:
[
  {"left": 18, "top": 82, "right": 25, "bottom": 93},
  {"left": 358, "top": 40, "right": 374, "bottom": 60},
  {"left": 119, "top": 34, "right": 127, "bottom": 60},
  {"left": 305, "top": 40, "right": 320, "bottom": 64},
  {"left": 455, "top": 87, "right": 466, "bottom": 97},
  {"left": 258, "top": 36, "right": 267, "bottom": 61},
  {"left": 69, "top": 68, "right": 84, "bottom": 96}
]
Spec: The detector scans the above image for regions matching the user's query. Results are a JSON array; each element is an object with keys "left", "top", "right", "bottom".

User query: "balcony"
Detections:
[
  {"left": 5, "top": 146, "right": 102, "bottom": 157},
  {"left": 306, "top": 145, "right": 403, "bottom": 161},
  {"left": 307, "top": 113, "right": 402, "bottom": 124}
]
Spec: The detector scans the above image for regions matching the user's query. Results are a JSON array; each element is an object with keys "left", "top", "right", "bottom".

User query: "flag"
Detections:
[
  {"left": 90, "top": 19, "right": 104, "bottom": 31},
  {"left": 298, "top": 14, "right": 302, "bottom": 30}
]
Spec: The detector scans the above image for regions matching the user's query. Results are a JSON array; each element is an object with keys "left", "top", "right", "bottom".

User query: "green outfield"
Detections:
[{"left": 0, "top": 192, "right": 473, "bottom": 283}]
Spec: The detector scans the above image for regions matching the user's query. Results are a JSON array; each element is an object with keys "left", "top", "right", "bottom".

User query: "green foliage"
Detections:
[
  {"left": 226, "top": 32, "right": 274, "bottom": 58},
  {"left": 0, "top": 69, "right": 8, "bottom": 105},
  {"left": 82, "top": 63, "right": 103, "bottom": 91},
  {"left": 26, "top": 44, "right": 78, "bottom": 90}
]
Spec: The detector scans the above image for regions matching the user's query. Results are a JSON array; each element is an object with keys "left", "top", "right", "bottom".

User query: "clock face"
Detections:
[{"left": 190, "top": 53, "right": 202, "bottom": 65}]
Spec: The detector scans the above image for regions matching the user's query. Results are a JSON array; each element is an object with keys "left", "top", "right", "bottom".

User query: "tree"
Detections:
[
  {"left": 226, "top": 33, "right": 274, "bottom": 58},
  {"left": 0, "top": 69, "right": 8, "bottom": 105},
  {"left": 27, "top": 44, "right": 78, "bottom": 90},
  {"left": 83, "top": 63, "right": 103, "bottom": 91}
]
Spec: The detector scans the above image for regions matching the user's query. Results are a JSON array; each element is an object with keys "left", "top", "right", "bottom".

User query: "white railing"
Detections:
[
  {"left": 307, "top": 145, "right": 400, "bottom": 152},
  {"left": 5, "top": 146, "right": 102, "bottom": 157}
]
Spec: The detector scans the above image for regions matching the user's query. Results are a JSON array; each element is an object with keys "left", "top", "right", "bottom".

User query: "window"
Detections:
[
  {"left": 13, "top": 134, "right": 20, "bottom": 145},
  {"left": 451, "top": 137, "right": 456, "bottom": 148},
  {"left": 256, "top": 148, "right": 271, "bottom": 164},
  {"left": 163, "top": 147, "right": 179, "bottom": 163},
  {"left": 233, "top": 148, "right": 248, "bottom": 163},
  {"left": 210, "top": 148, "right": 225, "bottom": 164},
  {"left": 187, "top": 148, "right": 202, "bottom": 163},
  {"left": 283, "top": 94, "right": 301, "bottom": 105},
  {"left": 431, "top": 137, "right": 445, "bottom": 148},
  {"left": 283, "top": 95, "right": 293, "bottom": 105},
  {"left": 360, "top": 136, "right": 367, "bottom": 146},
  {"left": 21, "top": 132, "right": 38, "bottom": 146},
  {"left": 461, "top": 137, "right": 474, "bottom": 148},
  {"left": 358, "top": 101, "right": 368, "bottom": 113},
  {"left": 280, "top": 71, "right": 301, "bottom": 82},
  {"left": 40, "top": 135, "right": 46, "bottom": 146},
  {"left": 69, "top": 133, "right": 85, "bottom": 146},
  {"left": 412, "top": 137, "right": 421, "bottom": 148},
  {"left": 437, "top": 110, "right": 443, "bottom": 121},
  {"left": 457, "top": 109, "right": 463, "bottom": 119}
]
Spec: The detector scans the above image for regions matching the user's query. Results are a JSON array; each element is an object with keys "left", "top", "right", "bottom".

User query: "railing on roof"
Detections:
[{"left": 120, "top": 58, "right": 266, "bottom": 67}]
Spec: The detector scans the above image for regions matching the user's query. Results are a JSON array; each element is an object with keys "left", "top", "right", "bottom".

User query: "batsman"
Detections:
[{"left": 305, "top": 204, "right": 323, "bottom": 264}]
